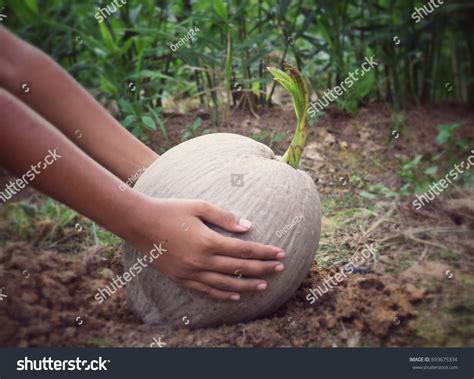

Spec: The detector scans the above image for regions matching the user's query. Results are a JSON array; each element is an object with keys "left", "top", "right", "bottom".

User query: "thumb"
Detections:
[{"left": 195, "top": 201, "right": 252, "bottom": 233}]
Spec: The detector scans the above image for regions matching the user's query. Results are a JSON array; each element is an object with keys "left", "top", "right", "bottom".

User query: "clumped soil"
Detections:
[
  {"left": 0, "top": 103, "right": 473, "bottom": 347},
  {"left": 0, "top": 243, "right": 423, "bottom": 347}
]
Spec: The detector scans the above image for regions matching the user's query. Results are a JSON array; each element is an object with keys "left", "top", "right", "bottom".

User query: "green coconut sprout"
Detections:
[{"left": 267, "top": 63, "right": 309, "bottom": 169}]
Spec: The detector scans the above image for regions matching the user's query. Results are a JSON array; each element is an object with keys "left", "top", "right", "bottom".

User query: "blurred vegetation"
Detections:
[
  {"left": 0, "top": 199, "right": 121, "bottom": 251},
  {"left": 3, "top": 0, "right": 473, "bottom": 143}
]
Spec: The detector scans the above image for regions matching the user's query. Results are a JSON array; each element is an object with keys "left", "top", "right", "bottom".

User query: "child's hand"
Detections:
[
  {"left": 126, "top": 197, "right": 285, "bottom": 301},
  {"left": 0, "top": 29, "right": 284, "bottom": 303}
]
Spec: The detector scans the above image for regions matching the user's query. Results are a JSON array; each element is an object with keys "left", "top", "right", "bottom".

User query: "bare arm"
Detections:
[
  {"left": 0, "top": 89, "right": 285, "bottom": 301},
  {"left": 0, "top": 87, "right": 140, "bottom": 238},
  {"left": 0, "top": 26, "right": 157, "bottom": 182}
]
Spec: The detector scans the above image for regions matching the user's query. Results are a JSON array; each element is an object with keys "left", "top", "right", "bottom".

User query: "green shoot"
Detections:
[{"left": 267, "top": 63, "right": 310, "bottom": 169}]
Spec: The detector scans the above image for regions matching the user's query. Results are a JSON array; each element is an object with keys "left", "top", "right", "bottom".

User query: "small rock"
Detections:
[
  {"left": 323, "top": 133, "right": 336, "bottom": 146},
  {"left": 58, "top": 270, "right": 77, "bottom": 284},
  {"left": 240, "top": 119, "right": 252, "bottom": 129},
  {"left": 303, "top": 143, "right": 324, "bottom": 161},
  {"left": 100, "top": 268, "right": 115, "bottom": 279},
  {"left": 240, "top": 119, "right": 259, "bottom": 129},
  {"left": 404, "top": 283, "right": 424, "bottom": 302}
]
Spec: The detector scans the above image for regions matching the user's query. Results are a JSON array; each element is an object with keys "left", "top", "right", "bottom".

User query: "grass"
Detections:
[
  {"left": 415, "top": 273, "right": 474, "bottom": 346},
  {"left": 0, "top": 198, "right": 120, "bottom": 251}
]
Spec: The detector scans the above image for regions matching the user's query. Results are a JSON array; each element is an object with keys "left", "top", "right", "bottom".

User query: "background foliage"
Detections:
[{"left": 3, "top": 0, "right": 473, "bottom": 138}]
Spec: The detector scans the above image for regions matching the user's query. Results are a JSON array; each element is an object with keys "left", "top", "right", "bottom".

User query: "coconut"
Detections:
[
  {"left": 123, "top": 133, "right": 321, "bottom": 327},
  {"left": 123, "top": 64, "right": 322, "bottom": 328}
]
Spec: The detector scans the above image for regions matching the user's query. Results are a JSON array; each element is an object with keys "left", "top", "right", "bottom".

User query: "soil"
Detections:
[{"left": 0, "top": 102, "right": 473, "bottom": 347}]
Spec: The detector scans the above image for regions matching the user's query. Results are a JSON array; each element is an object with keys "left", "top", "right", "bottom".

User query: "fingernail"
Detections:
[
  {"left": 238, "top": 218, "right": 252, "bottom": 229},
  {"left": 230, "top": 294, "right": 240, "bottom": 301},
  {"left": 276, "top": 251, "right": 286, "bottom": 259},
  {"left": 256, "top": 282, "right": 267, "bottom": 291},
  {"left": 275, "top": 263, "right": 285, "bottom": 272}
]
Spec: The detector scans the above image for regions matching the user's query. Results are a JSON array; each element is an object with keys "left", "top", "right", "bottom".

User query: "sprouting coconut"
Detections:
[{"left": 124, "top": 64, "right": 321, "bottom": 327}]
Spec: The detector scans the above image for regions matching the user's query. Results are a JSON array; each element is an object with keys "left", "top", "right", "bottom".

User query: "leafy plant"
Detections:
[
  {"left": 181, "top": 117, "right": 207, "bottom": 141},
  {"left": 359, "top": 183, "right": 398, "bottom": 200},
  {"left": 435, "top": 122, "right": 469, "bottom": 163},
  {"left": 336, "top": 62, "right": 376, "bottom": 114},
  {"left": 267, "top": 63, "right": 309, "bottom": 168},
  {"left": 6, "top": 0, "right": 472, "bottom": 123},
  {"left": 396, "top": 154, "right": 438, "bottom": 194}
]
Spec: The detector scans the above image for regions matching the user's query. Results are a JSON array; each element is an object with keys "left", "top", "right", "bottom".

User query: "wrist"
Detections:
[{"left": 107, "top": 188, "right": 149, "bottom": 242}]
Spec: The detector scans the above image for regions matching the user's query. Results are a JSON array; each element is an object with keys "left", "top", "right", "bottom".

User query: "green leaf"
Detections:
[
  {"left": 435, "top": 123, "right": 462, "bottom": 145},
  {"left": 118, "top": 99, "right": 134, "bottom": 114},
  {"left": 181, "top": 131, "right": 192, "bottom": 141},
  {"left": 190, "top": 117, "right": 203, "bottom": 132},
  {"left": 241, "top": 50, "right": 270, "bottom": 71},
  {"left": 352, "top": 68, "right": 375, "bottom": 99},
  {"left": 119, "top": 37, "right": 135, "bottom": 56},
  {"left": 359, "top": 191, "right": 377, "bottom": 200},
  {"left": 213, "top": 0, "right": 228, "bottom": 20},
  {"left": 99, "top": 76, "right": 117, "bottom": 95},
  {"left": 132, "top": 125, "right": 142, "bottom": 137},
  {"left": 336, "top": 98, "right": 358, "bottom": 114},
  {"left": 122, "top": 115, "right": 135, "bottom": 128},
  {"left": 424, "top": 166, "right": 438, "bottom": 176},
  {"left": 147, "top": 105, "right": 168, "bottom": 141},
  {"left": 457, "top": 139, "right": 469, "bottom": 150},
  {"left": 24, "top": 0, "right": 39, "bottom": 13},
  {"left": 141, "top": 116, "right": 156, "bottom": 131},
  {"left": 267, "top": 64, "right": 310, "bottom": 169},
  {"left": 135, "top": 70, "right": 175, "bottom": 81},
  {"left": 225, "top": 33, "right": 232, "bottom": 92},
  {"left": 99, "top": 22, "right": 118, "bottom": 53}
]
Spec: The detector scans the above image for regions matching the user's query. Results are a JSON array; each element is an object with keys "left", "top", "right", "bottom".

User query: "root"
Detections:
[
  {"left": 378, "top": 226, "right": 468, "bottom": 253},
  {"left": 361, "top": 202, "right": 397, "bottom": 240}
]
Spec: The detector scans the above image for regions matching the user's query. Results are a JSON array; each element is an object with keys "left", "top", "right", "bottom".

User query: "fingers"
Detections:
[
  {"left": 183, "top": 271, "right": 270, "bottom": 301},
  {"left": 208, "top": 255, "right": 284, "bottom": 277},
  {"left": 194, "top": 272, "right": 268, "bottom": 294},
  {"left": 182, "top": 279, "right": 241, "bottom": 301},
  {"left": 194, "top": 200, "right": 252, "bottom": 233},
  {"left": 211, "top": 234, "right": 285, "bottom": 260}
]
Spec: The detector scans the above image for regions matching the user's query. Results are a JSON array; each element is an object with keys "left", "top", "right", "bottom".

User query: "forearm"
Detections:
[
  {"left": 0, "top": 88, "right": 143, "bottom": 240},
  {"left": 0, "top": 26, "right": 158, "bottom": 182}
]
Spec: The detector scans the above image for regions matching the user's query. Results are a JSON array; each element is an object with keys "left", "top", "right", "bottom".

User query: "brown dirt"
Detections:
[
  {"left": 0, "top": 103, "right": 473, "bottom": 347},
  {"left": 0, "top": 242, "right": 422, "bottom": 347}
]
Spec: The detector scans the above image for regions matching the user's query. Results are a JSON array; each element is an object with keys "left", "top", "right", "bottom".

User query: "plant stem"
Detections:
[
  {"left": 267, "top": 63, "right": 309, "bottom": 169},
  {"left": 281, "top": 111, "right": 307, "bottom": 169}
]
